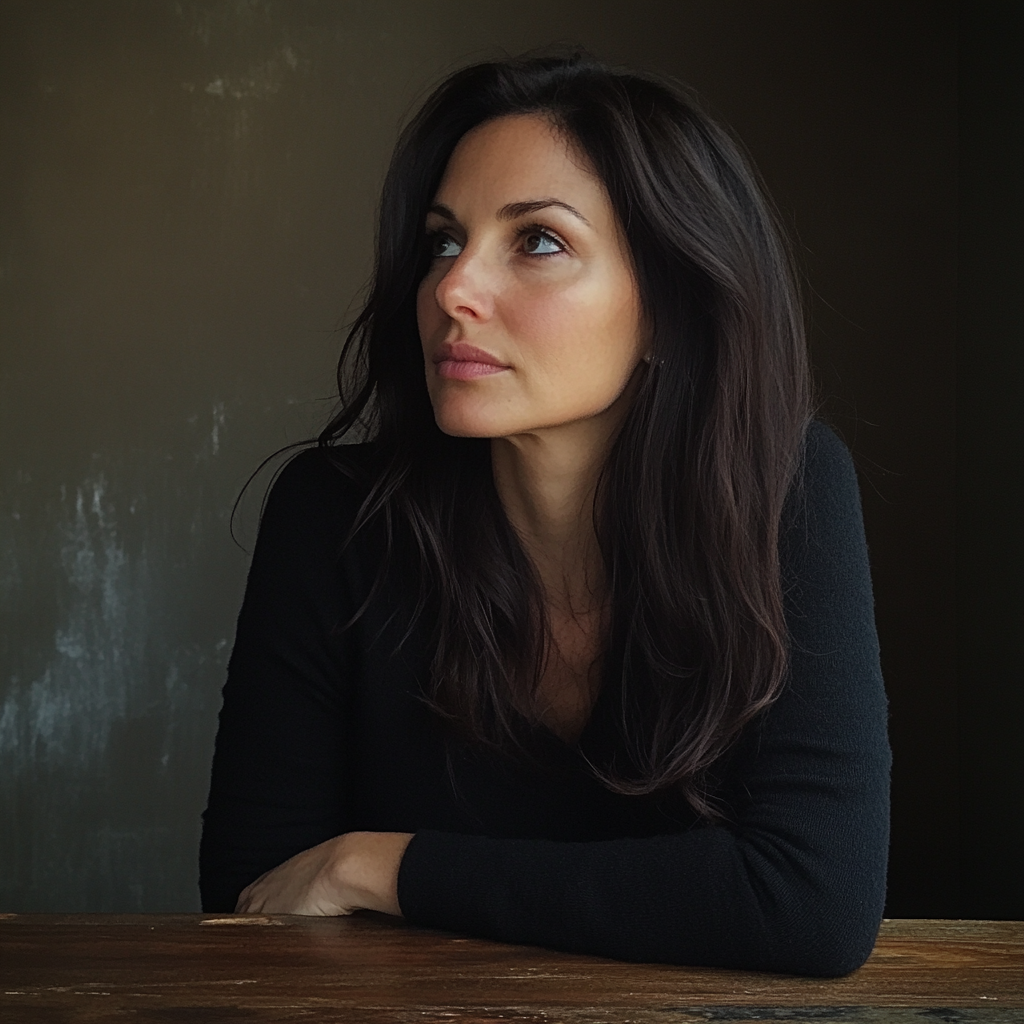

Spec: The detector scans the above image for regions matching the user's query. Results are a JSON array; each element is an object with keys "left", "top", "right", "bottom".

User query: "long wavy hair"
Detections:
[{"left": 320, "top": 54, "right": 811, "bottom": 817}]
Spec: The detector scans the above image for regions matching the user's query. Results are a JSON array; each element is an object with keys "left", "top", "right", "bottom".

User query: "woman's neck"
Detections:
[{"left": 491, "top": 409, "right": 622, "bottom": 616}]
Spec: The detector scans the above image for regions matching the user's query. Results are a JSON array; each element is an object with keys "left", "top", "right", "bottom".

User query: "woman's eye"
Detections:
[
  {"left": 522, "top": 231, "right": 563, "bottom": 255},
  {"left": 429, "top": 233, "right": 462, "bottom": 258}
]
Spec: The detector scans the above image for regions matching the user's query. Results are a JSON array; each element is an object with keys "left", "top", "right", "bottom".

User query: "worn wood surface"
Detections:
[{"left": 0, "top": 914, "right": 1021, "bottom": 1023}]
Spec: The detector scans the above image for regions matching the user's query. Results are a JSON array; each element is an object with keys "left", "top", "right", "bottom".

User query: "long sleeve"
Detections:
[
  {"left": 396, "top": 422, "right": 891, "bottom": 976},
  {"left": 199, "top": 449, "right": 362, "bottom": 912}
]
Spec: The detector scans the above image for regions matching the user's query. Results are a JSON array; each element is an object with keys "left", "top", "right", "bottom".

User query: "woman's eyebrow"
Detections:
[
  {"left": 427, "top": 203, "right": 458, "bottom": 221},
  {"left": 498, "top": 198, "right": 591, "bottom": 225},
  {"left": 426, "top": 199, "right": 591, "bottom": 226}
]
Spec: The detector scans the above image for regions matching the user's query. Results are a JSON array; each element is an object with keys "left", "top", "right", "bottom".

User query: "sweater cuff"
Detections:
[{"left": 397, "top": 829, "right": 478, "bottom": 929}]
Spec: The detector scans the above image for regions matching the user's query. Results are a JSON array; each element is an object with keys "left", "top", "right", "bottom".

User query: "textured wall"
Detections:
[{"left": 0, "top": 1, "right": 960, "bottom": 913}]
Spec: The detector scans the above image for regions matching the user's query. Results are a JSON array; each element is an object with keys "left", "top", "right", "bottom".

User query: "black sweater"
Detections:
[{"left": 199, "top": 421, "right": 891, "bottom": 977}]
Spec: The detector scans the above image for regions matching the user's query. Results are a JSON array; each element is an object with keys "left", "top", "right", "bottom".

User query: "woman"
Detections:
[{"left": 199, "top": 54, "right": 890, "bottom": 977}]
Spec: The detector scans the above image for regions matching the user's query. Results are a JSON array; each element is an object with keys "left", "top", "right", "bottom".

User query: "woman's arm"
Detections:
[{"left": 199, "top": 449, "right": 365, "bottom": 912}]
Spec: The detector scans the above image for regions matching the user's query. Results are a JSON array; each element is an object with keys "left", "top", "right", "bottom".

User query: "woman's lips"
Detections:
[
  {"left": 436, "top": 359, "right": 508, "bottom": 380},
  {"left": 433, "top": 342, "right": 511, "bottom": 381}
]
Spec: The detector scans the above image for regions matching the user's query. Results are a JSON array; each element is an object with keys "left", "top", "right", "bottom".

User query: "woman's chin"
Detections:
[
  {"left": 429, "top": 399, "right": 515, "bottom": 439},
  {"left": 433, "top": 412, "right": 506, "bottom": 439}
]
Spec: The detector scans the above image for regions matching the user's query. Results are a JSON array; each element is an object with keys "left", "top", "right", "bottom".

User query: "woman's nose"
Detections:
[{"left": 432, "top": 249, "right": 495, "bottom": 323}]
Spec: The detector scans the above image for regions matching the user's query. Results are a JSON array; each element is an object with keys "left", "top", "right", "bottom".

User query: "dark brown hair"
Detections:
[{"left": 321, "top": 53, "right": 811, "bottom": 816}]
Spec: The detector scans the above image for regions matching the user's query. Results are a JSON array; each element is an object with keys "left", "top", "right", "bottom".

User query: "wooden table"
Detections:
[{"left": 1, "top": 914, "right": 1021, "bottom": 1023}]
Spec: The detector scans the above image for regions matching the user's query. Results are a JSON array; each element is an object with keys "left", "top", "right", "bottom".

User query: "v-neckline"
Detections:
[{"left": 536, "top": 668, "right": 618, "bottom": 763}]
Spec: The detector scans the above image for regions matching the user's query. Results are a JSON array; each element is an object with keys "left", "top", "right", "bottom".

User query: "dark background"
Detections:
[{"left": 0, "top": 0, "right": 1020, "bottom": 918}]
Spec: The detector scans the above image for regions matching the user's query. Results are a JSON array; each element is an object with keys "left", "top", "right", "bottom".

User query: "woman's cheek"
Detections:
[{"left": 500, "top": 285, "right": 577, "bottom": 359}]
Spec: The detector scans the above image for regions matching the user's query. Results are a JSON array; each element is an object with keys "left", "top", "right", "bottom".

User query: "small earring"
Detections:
[{"left": 642, "top": 352, "right": 652, "bottom": 364}]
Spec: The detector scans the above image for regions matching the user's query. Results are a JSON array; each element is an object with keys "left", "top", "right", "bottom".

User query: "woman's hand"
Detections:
[{"left": 235, "top": 831, "right": 414, "bottom": 917}]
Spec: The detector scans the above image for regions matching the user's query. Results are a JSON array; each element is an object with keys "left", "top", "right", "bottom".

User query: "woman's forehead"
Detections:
[{"left": 432, "top": 115, "right": 607, "bottom": 219}]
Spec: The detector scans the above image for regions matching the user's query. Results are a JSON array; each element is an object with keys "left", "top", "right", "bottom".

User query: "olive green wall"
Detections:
[{"left": 0, "top": 0, "right": 1000, "bottom": 916}]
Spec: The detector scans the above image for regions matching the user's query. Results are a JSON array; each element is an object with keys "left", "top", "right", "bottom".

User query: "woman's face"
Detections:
[{"left": 417, "top": 114, "right": 644, "bottom": 440}]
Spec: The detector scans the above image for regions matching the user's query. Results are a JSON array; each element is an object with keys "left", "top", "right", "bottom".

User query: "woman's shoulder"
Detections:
[
  {"left": 781, "top": 419, "right": 871, "bottom": 590},
  {"left": 271, "top": 441, "right": 376, "bottom": 495},
  {"left": 259, "top": 442, "right": 380, "bottom": 540},
  {"left": 800, "top": 419, "right": 856, "bottom": 486},
  {"left": 787, "top": 419, "right": 861, "bottom": 523}
]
